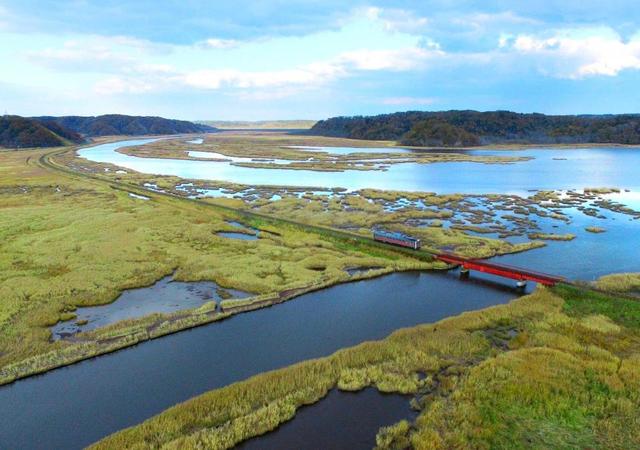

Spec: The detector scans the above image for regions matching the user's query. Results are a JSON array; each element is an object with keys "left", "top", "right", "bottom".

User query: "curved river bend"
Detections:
[
  {"left": 78, "top": 139, "right": 640, "bottom": 195},
  {"left": 77, "top": 139, "right": 640, "bottom": 280},
  {"left": 0, "top": 139, "right": 635, "bottom": 448},
  {"left": 0, "top": 272, "right": 517, "bottom": 449}
]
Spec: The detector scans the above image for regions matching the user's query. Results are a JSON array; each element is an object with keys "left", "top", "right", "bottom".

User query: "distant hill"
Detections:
[
  {"left": 200, "top": 120, "right": 316, "bottom": 130},
  {"left": 0, "top": 115, "right": 84, "bottom": 148},
  {"left": 310, "top": 110, "right": 640, "bottom": 147},
  {"left": 34, "top": 114, "right": 217, "bottom": 137}
]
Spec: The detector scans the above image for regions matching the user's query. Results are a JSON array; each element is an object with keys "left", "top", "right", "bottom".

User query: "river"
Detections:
[
  {"left": 0, "top": 272, "right": 517, "bottom": 449},
  {"left": 76, "top": 139, "right": 640, "bottom": 280},
  {"left": 1, "top": 139, "right": 636, "bottom": 448},
  {"left": 78, "top": 139, "right": 640, "bottom": 195}
]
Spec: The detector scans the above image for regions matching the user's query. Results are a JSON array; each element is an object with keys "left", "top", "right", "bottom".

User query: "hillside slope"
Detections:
[
  {"left": 0, "top": 116, "right": 83, "bottom": 148},
  {"left": 310, "top": 110, "right": 640, "bottom": 147},
  {"left": 34, "top": 114, "right": 217, "bottom": 137}
]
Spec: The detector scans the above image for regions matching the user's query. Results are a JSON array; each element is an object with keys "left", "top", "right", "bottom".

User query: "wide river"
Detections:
[
  {"left": 78, "top": 139, "right": 640, "bottom": 195},
  {"left": 0, "top": 139, "right": 637, "bottom": 449},
  {"left": 0, "top": 272, "right": 517, "bottom": 449},
  {"left": 76, "top": 139, "right": 640, "bottom": 280}
]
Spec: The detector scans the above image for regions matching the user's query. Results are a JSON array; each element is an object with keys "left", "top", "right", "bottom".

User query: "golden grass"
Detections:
[
  {"left": 597, "top": 273, "right": 640, "bottom": 293},
  {"left": 0, "top": 148, "right": 431, "bottom": 379},
  {"left": 117, "top": 132, "right": 529, "bottom": 171},
  {"left": 251, "top": 194, "right": 546, "bottom": 258},
  {"left": 91, "top": 286, "right": 640, "bottom": 449},
  {"left": 527, "top": 232, "right": 576, "bottom": 241}
]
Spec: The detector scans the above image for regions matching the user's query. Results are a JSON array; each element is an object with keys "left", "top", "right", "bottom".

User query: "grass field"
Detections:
[
  {"left": 91, "top": 284, "right": 640, "bottom": 449},
  {"left": 118, "top": 132, "right": 529, "bottom": 170},
  {"left": 597, "top": 273, "right": 640, "bottom": 294},
  {"left": 0, "top": 147, "right": 433, "bottom": 382}
]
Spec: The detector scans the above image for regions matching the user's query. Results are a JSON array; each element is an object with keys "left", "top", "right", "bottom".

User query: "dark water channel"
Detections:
[
  {"left": 0, "top": 271, "right": 518, "bottom": 449},
  {"left": 239, "top": 388, "right": 417, "bottom": 450}
]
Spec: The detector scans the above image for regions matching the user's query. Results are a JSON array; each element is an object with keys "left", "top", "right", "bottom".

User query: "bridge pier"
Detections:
[{"left": 436, "top": 253, "right": 564, "bottom": 288}]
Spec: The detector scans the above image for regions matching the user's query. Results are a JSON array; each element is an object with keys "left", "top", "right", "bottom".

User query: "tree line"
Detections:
[{"left": 309, "top": 110, "right": 640, "bottom": 147}]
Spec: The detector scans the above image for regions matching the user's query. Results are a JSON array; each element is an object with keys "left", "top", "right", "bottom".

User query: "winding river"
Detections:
[
  {"left": 77, "top": 139, "right": 640, "bottom": 195},
  {"left": 0, "top": 139, "right": 637, "bottom": 448},
  {"left": 0, "top": 272, "right": 517, "bottom": 449},
  {"left": 77, "top": 139, "right": 640, "bottom": 280}
]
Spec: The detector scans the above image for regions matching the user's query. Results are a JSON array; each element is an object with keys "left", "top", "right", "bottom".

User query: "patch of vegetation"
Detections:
[
  {"left": 33, "top": 114, "right": 216, "bottom": 137},
  {"left": 584, "top": 187, "right": 621, "bottom": 194},
  {"left": 0, "top": 147, "right": 432, "bottom": 382},
  {"left": 555, "top": 283, "right": 640, "bottom": 330},
  {"left": 91, "top": 286, "right": 640, "bottom": 449},
  {"left": 586, "top": 226, "right": 606, "bottom": 233},
  {"left": 310, "top": 110, "right": 640, "bottom": 146},
  {"left": 118, "top": 132, "right": 527, "bottom": 171},
  {"left": 595, "top": 273, "right": 640, "bottom": 295},
  {"left": 0, "top": 115, "right": 82, "bottom": 148},
  {"left": 528, "top": 232, "right": 576, "bottom": 241},
  {"left": 401, "top": 119, "right": 480, "bottom": 147}
]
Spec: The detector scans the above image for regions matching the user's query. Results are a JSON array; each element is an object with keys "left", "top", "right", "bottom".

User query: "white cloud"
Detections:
[
  {"left": 94, "top": 77, "right": 157, "bottom": 95},
  {"left": 199, "top": 38, "right": 243, "bottom": 50},
  {"left": 179, "top": 46, "right": 440, "bottom": 92},
  {"left": 234, "top": 87, "right": 310, "bottom": 101},
  {"left": 365, "top": 7, "right": 429, "bottom": 34},
  {"left": 26, "top": 35, "right": 172, "bottom": 72},
  {"left": 338, "top": 47, "right": 438, "bottom": 71},
  {"left": 88, "top": 44, "right": 441, "bottom": 98},
  {"left": 458, "top": 11, "right": 540, "bottom": 29},
  {"left": 509, "top": 30, "right": 640, "bottom": 78},
  {"left": 382, "top": 96, "right": 436, "bottom": 106},
  {"left": 18, "top": 16, "right": 445, "bottom": 99},
  {"left": 182, "top": 64, "right": 342, "bottom": 90},
  {"left": 28, "top": 46, "right": 132, "bottom": 72}
]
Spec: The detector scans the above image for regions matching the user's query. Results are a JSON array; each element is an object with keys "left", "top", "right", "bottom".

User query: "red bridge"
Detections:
[{"left": 435, "top": 253, "right": 565, "bottom": 287}]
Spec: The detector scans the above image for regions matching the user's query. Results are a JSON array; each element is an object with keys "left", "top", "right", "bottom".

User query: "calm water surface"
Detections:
[
  {"left": 3, "top": 139, "right": 634, "bottom": 448},
  {"left": 0, "top": 272, "right": 517, "bottom": 450},
  {"left": 78, "top": 140, "right": 640, "bottom": 194},
  {"left": 77, "top": 139, "right": 640, "bottom": 279},
  {"left": 239, "top": 388, "right": 416, "bottom": 450},
  {"left": 50, "top": 276, "right": 250, "bottom": 339}
]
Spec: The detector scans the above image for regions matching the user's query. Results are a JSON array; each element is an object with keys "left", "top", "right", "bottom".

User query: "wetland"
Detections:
[{"left": 2, "top": 131, "right": 640, "bottom": 449}]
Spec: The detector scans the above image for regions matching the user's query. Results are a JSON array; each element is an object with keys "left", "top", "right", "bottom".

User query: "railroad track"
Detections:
[{"left": 37, "top": 143, "right": 437, "bottom": 264}]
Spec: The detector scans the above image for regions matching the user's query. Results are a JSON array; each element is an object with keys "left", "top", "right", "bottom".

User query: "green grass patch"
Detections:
[
  {"left": 92, "top": 287, "right": 640, "bottom": 450},
  {"left": 555, "top": 283, "right": 640, "bottom": 330}
]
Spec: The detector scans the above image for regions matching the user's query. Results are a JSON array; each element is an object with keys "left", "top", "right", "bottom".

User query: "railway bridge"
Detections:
[{"left": 435, "top": 252, "right": 565, "bottom": 287}]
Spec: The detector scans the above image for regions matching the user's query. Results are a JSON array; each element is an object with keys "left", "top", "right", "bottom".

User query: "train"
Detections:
[{"left": 373, "top": 230, "right": 421, "bottom": 250}]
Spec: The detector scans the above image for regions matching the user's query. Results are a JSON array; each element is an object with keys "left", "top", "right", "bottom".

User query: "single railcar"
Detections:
[{"left": 373, "top": 230, "right": 421, "bottom": 250}]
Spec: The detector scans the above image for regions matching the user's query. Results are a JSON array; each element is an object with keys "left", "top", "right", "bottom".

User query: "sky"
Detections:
[{"left": 1, "top": 1, "right": 640, "bottom": 120}]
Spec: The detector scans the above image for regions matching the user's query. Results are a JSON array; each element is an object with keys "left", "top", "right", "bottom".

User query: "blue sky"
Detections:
[{"left": 1, "top": 1, "right": 639, "bottom": 120}]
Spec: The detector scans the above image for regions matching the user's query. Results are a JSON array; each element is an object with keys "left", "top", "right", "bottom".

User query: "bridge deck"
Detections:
[{"left": 435, "top": 253, "right": 565, "bottom": 286}]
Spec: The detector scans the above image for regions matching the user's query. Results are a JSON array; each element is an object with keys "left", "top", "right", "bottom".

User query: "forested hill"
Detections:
[
  {"left": 310, "top": 110, "right": 640, "bottom": 147},
  {"left": 0, "top": 116, "right": 84, "bottom": 148},
  {"left": 33, "top": 114, "right": 217, "bottom": 137}
]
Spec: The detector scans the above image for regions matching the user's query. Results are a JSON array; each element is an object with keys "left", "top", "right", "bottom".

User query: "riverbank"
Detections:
[
  {"left": 597, "top": 273, "right": 640, "bottom": 295},
  {"left": 0, "top": 270, "right": 520, "bottom": 450},
  {"left": 0, "top": 266, "right": 423, "bottom": 386},
  {"left": 115, "top": 132, "right": 528, "bottom": 172},
  {"left": 92, "top": 284, "right": 640, "bottom": 449},
  {"left": 67, "top": 138, "right": 640, "bottom": 257},
  {"left": 0, "top": 146, "right": 434, "bottom": 386}
]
